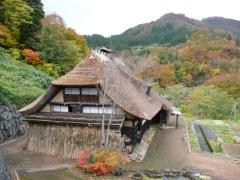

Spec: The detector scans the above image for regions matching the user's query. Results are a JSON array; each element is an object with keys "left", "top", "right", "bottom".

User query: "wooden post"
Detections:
[
  {"left": 176, "top": 115, "right": 179, "bottom": 129},
  {"left": 159, "top": 117, "right": 163, "bottom": 127}
]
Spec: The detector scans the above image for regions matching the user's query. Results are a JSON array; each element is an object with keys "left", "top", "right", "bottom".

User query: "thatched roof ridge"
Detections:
[
  {"left": 19, "top": 85, "right": 60, "bottom": 114},
  {"left": 52, "top": 54, "right": 107, "bottom": 86}
]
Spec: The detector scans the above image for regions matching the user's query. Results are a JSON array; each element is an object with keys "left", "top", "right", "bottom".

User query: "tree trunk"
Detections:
[{"left": 105, "top": 102, "right": 116, "bottom": 147}]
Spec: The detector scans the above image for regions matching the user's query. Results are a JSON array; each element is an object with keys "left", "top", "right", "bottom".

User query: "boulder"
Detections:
[{"left": 233, "top": 136, "right": 240, "bottom": 144}]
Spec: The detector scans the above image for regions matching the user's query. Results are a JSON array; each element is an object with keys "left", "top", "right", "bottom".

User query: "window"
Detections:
[
  {"left": 64, "top": 88, "right": 80, "bottom": 95},
  {"left": 64, "top": 87, "right": 98, "bottom": 103},
  {"left": 82, "top": 106, "right": 114, "bottom": 114},
  {"left": 52, "top": 105, "right": 69, "bottom": 112},
  {"left": 82, "top": 88, "right": 98, "bottom": 95}
]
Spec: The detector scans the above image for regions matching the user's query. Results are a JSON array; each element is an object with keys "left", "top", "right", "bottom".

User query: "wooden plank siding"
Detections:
[{"left": 63, "top": 94, "right": 99, "bottom": 103}]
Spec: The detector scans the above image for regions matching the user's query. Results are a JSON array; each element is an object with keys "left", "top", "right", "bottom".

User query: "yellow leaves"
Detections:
[
  {"left": 183, "top": 74, "right": 193, "bottom": 83},
  {"left": 157, "top": 64, "right": 175, "bottom": 88},
  {"left": 0, "top": 24, "right": 17, "bottom": 47},
  {"left": 211, "top": 68, "right": 221, "bottom": 76}
]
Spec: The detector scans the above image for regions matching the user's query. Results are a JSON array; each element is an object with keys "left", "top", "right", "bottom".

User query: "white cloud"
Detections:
[{"left": 42, "top": 0, "right": 240, "bottom": 36}]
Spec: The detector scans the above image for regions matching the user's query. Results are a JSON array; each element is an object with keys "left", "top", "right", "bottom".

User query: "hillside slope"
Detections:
[
  {"left": 0, "top": 49, "right": 53, "bottom": 108},
  {"left": 85, "top": 13, "right": 203, "bottom": 50},
  {"left": 202, "top": 17, "right": 240, "bottom": 39},
  {"left": 86, "top": 13, "right": 240, "bottom": 50}
]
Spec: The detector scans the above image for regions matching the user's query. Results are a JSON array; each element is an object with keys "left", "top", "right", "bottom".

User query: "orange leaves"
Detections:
[
  {"left": 21, "top": 49, "right": 43, "bottom": 65},
  {"left": 135, "top": 54, "right": 161, "bottom": 81},
  {"left": 78, "top": 149, "right": 130, "bottom": 176},
  {"left": 135, "top": 54, "right": 175, "bottom": 87},
  {"left": 90, "top": 162, "right": 109, "bottom": 175},
  {"left": 78, "top": 149, "right": 90, "bottom": 169},
  {"left": 157, "top": 64, "right": 175, "bottom": 88}
]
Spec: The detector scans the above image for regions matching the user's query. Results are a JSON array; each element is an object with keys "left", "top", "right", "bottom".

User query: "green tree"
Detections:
[
  {"left": 160, "top": 84, "right": 191, "bottom": 107},
  {"left": 1, "top": 0, "right": 33, "bottom": 40},
  {"left": 38, "top": 24, "right": 87, "bottom": 75},
  {"left": 184, "top": 85, "right": 234, "bottom": 119},
  {"left": 19, "top": 0, "right": 44, "bottom": 49}
]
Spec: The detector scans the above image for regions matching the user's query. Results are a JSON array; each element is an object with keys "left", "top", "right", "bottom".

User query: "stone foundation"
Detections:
[
  {"left": 25, "top": 123, "right": 124, "bottom": 159},
  {"left": 0, "top": 104, "right": 25, "bottom": 143}
]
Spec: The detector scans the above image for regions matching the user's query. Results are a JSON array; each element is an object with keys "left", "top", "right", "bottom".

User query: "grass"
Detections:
[
  {"left": 18, "top": 172, "right": 32, "bottom": 180},
  {"left": 63, "top": 169, "right": 77, "bottom": 178},
  {"left": 16, "top": 169, "right": 81, "bottom": 180},
  {"left": 185, "top": 119, "right": 199, "bottom": 152},
  {"left": 185, "top": 118, "right": 237, "bottom": 153},
  {"left": 208, "top": 140, "right": 222, "bottom": 153},
  {"left": 198, "top": 119, "right": 237, "bottom": 144},
  {"left": 0, "top": 49, "right": 53, "bottom": 108}
]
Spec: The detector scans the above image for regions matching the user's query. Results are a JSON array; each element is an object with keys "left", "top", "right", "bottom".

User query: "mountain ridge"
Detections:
[{"left": 85, "top": 13, "right": 240, "bottom": 49}]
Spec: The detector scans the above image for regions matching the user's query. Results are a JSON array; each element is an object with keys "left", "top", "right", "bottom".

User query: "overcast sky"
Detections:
[{"left": 42, "top": 0, "right": 240, "bottom": 37}]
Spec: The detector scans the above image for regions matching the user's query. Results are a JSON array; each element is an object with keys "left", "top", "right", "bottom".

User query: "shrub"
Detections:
[
  {"left": 0, "top": 49, "right": 52, "bottom": 107},
  {"left": 78, "top": 148, "right": 130, "bottom": 175},
  {"left": 21, "top": 48, "right": 44, "bottom": 64},
  {"left": 7, "top": 48, "right": 21, "bottom": 60},
  {"left": 36, "top": 63, "right": 60, "bottom": 78}
]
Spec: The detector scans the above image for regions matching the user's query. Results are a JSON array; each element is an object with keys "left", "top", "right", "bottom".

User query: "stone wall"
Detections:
[
  {"left": 25, "top": 123, "right": 124, "bottom": 159},
  {"left": 0, "top": 153, "right": 11, "bottom": 180},
  {"left": 0, "top": 104, "right": 25, "bottom": 143}
]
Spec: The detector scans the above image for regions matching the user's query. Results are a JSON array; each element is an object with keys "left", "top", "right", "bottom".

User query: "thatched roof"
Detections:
[{"left": 20, "top": 51, "right": 171, "bottom": 120}]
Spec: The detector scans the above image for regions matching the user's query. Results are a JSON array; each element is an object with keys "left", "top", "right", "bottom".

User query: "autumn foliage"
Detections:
[
  {"left": 135, "top": 54, "right": 175, "bottom": 87},
  {"left": 21, "top": 49, "right": 43, "bottom": 64},
  {"left": 78, "top": 149, "right": 130, "bottom": 175}
]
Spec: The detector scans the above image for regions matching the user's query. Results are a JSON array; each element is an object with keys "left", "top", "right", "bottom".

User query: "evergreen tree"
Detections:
[{"left": 19, "top": 0, "right": 44, "bottom": 49}]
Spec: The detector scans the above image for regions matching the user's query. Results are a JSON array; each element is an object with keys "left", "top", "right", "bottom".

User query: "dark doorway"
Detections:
[{"left": 152, "top": 109, "right": 168, "bottom": 125}]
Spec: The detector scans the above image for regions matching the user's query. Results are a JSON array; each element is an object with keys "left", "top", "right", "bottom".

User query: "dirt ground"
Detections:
[
  {"left": 0, "top": 135, "right": 75, "bottom": 170},
  {"left": 223, "top": 142, "right": 240, "bottom": 157},
  {"left": 1, "top": 120, "right": 240, "bottom": 180},
  {"left": 132, "top": 119, "right": 240, "bottom": 180}
]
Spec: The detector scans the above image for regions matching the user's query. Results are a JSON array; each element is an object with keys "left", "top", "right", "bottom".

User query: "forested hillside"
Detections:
[
  {"left": 0, "top": 0, "right": 89, "bottom": 108},
  {"left": 202, "top": 17, "right": 240, "bottom": 42},
  {"left": 86, "top": 13, "right": 201, "bottom": 50},
  {"left": 85, "top": 13, "right": 240, "bottom": 120},
  {"left": 121, "top": 28, "right": 240, "bottom": 119},
  {"left": 85, "top": 13, "right": 240, "bottom": 50}
]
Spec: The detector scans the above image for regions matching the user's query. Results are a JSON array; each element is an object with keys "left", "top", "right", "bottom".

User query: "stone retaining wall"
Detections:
[
  {"left": 0, "top": 152, "right": 11, "bottom": 180},
  {"left": 0, "top": 104, "right": 25, "bottom": 143}
]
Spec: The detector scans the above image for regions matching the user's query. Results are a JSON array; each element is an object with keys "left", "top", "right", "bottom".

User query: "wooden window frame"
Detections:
[
  {"left": 82, "top": 105, "right": 115, "bottom": 115},
  {"left": 63, "top": 87, "right": 99, "bottom": 103},
  {"left": 51, "top": 104, "right": 69, "bottom": 112}
]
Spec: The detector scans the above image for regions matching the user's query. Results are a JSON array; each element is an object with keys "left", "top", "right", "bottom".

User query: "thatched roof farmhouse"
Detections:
[{"left": 20, "top": 49, "right": 172, "bottom": 158}]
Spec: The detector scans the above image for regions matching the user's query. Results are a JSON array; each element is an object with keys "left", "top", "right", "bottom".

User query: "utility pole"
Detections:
[
  {"left": 176, "top": 114, "right": 179, "bottom": 129},
  {"left": 229, "top": 103, "right": 237, "bottom": 121}
]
